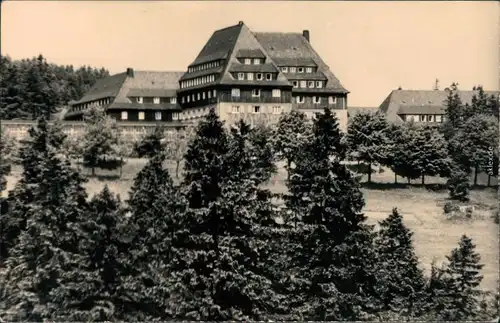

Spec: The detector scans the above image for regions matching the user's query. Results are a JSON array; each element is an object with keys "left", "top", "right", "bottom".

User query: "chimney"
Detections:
[
  {"left": 238, "top": 21, "right": 244, "bottom": 26},
  {"left": 303, "top": 30, "right": 310, "bottom": 42},
  {"left": 126, "top": 68, "right": 134, "bottom": 77}
]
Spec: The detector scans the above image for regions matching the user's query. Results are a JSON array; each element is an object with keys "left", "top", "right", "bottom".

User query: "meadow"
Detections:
[{"left": 4, "top": 158, "right": 499, "bottom": 293}]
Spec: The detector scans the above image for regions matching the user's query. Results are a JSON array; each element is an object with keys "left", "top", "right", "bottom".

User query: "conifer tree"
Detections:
[
  {"left": 435, "top": 235, "right": 485, "bottom": 320},
  {"left": 346, "top": 111, "right": 390, "bottom": 183},
  {"left": 0, "top": 126, "right": 11, "bottom": 197},
  {"left": 0, "top": 136, "right": 88, "bottom": 320},
  {"left": 442, "top": 83, "right": 464, "bottom": 141},
  {"left": 447, "top": 166, "right": 470, "bottom": 202},
  {"left": 274, "top": 109, "right": 312, "bottom": 181},
  {"left": 166, "top": 110, "right": 280, "bottom": 320},
  {"left": 374, "top": 208, "right": 428, "bottom": 317},
  {"left": 134, "top": 125, "right": 165, "bottom": 159},
  {"left": 285, "top": 108, "right": 379, "bottom": 320}
]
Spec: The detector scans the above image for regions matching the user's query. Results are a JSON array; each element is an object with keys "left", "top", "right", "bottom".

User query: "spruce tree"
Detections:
[
  {"left": 447, "top": 166, "right": 471, "bottom": 202},
  {"left": 437, "top": 235, "right": 485, "bottom": 320},
  {"left": 442, "top": 83, "right": 464, "bottom": 141},
  {"left": 134, "top": 125, "right": 165, "bottom": 159},
  {"left": 285, "top": 108, "right": 379, "bottom": 320},
  {"left": 166, "top": 111, "right": 280, "bottom": 320},
  {"left": 0, "top": 138, "right": 88, "bottom": 320},
  {"left": 374, "top": 208, "right": 428, "bottom": 317}
]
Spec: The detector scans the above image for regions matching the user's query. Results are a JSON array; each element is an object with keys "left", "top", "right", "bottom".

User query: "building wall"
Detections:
[
  {"left": 217, "top": 88, "right": 292, "bottom": 104},
  {"left": 218, "top": 102, "right": 293, "bottom": 127},
  {"left": 107, "top": 109, "right": 173, "bottom": 122}
]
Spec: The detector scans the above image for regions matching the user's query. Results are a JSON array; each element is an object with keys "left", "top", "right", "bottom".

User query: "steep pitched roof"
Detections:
[
  {"left": 379, "top": 89, "right": 500, "bottom": 122},
  {"left": 72, "top": 72, "right": 128, "bottom": 104},
  {"left": 254, "top": 32, "right": 348, "bottom": 94}
]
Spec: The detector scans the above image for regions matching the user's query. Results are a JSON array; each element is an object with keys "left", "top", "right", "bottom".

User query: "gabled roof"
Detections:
[
  {"left": 236, "top": 49, "right": 266, "bottom": 58},
  {"left": 254, "top": 32, "right": 348, "bottom": 93},
  {"left": 72, "top": 72, "right": 128, "bottom": 104},
  {"left": 127, "top": 88, "right": 177, "bottom": 98},
  {"left": 379, "top": 89, "right": 500, "bottom": 122}
]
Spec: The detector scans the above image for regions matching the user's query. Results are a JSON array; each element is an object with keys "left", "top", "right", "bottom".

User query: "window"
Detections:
[
  {"left": 281, "top": 67, "right": 288, "bottom": 73},
  {"left": 172, "top": 112, "right": 179, "bottom": 120},
  {"left": 238, "top": 73, "right": 245, "bottom": 80},
  {"left": 290, "top": 67, "right": 297, "bottom": 73},
  {"left": 298, "top": 67, "right": 304, "bottom": 73},
  {"left": 328, "top": 96, "right": 337, "bottom": 104},
  {"left": 138, "top": 111, "right": 145, "bottom": 120},
  {"left": 272, "top": 89, "right": 281, "bottom": 98},
  {"left": 244, "top": 58, "right": 251, "bottom": 65},
  {"left": 306, "top": 67, "right": 313, "bottom": 73},
  {"left": 296, "top": 96, "right": 305, "bottom": 103},
  {"left": 256, "top": 73, "right": 263, "bottom": 80},
  {"left": 300, "top": 81, "right": 307, "bottom": 88},
  {"left": 121, "top": 111, "right": 128, "bottom": 120},
  {"left": 436, "top": 115, "right": 442, "bottom": 122},
  {"left": 202, "top": 92, "right": 206, "bottom": 99},
  {"left": 197, "top": 93, "right": 201, "bottom": 100},
  {"left": 253, "top": 106, "right": 261, "bottom": 113},
  {"left": 308, "top": 81, "right": 315, "bottom": 88},
  {"left": 213, "top": 89, "right": 217, "bottom": 97},
  {"left": 187, "top": 96, "right": 190, "bottom": 103},
  {"left": 232, "top": 105, "right": 240, "bottom": 113},
  {"left": 192, "top": 94, "right": 195, "bottom": 101},
  {"left": 266, "top": 73, "right": 272, "bottom": 80},
  {"left": 136, "top": 97, "right": 143, "bottom": 104},
  {"left": 316, "top": 81, "right": 323, "bottom": 88},
  {"left": 427, "top": 115, "right": 433, "bottom": 122},
  {"left": 292, "top": 81, "right": 298, "bottom": 88},
  {"left": 273, "top": 106, "right": 282, "bottom": 114},
  {"left": 252, "top": 89, "right": 261, "bottom": 97},
  {"left": 313, "top": 96, "right": 321, "bottom": 104},
  {"left": 253, "top": 58, "right": 261, "bottom": 65},
  {"left": 208, "top": 91, "right": 212, "bottom": 98},
  {"left": 247, "top": 73, "right": 254, "bottom": 80},
  {"left": 155, "top": 111, "right": 162, "bottom": 120},
  {"left": 232, "top": 88, "right": 241, "bottom": 97},
  {"left": 419, "top": 115, "right": 425, "bottom": 122},
  {"left": 170, "top": 97, "right": 177, "bottom": 104}
]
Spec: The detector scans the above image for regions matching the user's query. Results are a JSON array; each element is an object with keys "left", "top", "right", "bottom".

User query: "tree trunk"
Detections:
[
  {"left": 176, "top": 161, "right": 180, "bottom": 179},
  {"left": 120, "top": 158, "right": 123, "bottom": 178},
  {"left": 487, "top": 174, "right": 491, "bottom": 187},
  {"left": 421, "top": 174, "right": 425, "bottom": 186},
  {"left": 287, "top": 159, "right": 291, "bottom": 181},
  {"left": 368, "top": 161, "right": 372, "bottom": 183},
  {"left": 92, "top": 166, "right": 95, "bottom": 177},
  {"left": 473, "top": 166, "right": 478, "bottom": 186},
  {"left": 394, "top": 173, "right": 397, "bottom": 184},
  {"left": 407, "top": 177, "right": 411, "bottom": 185}
]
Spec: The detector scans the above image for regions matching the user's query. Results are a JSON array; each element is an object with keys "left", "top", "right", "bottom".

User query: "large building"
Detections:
[
  {"left": 65, "top": 69, "right": 184, "bottom": 122},
  {"left": 63, "top": 21, "right": 349, "bottom": 130},
  {"left": 177, "top": 21, "right": 349, "bottom": 129},
  {"left": 378, "top": 88, "right": 499, "bottom": 124}
]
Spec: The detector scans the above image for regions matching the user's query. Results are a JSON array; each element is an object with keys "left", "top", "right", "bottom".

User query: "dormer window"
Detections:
[
  {"left": 238, "top": 73, "right": 245, "bottom": 80},
  {"left": 299, "top": 81, "right": 307, "bottom": 88},
  {"left": 170, "top": 97, "right": 177, "bottom": 104},
  {"left": 313, "top": 96, "right": 321, "bottom": 104},
  {"left": 244, "top": 58, "right": 251, "bottom": 65},
  {"left": 329, "top": 96, "right": 337, "bottom": 104},
  {"left": 137, "top": 97, "right": 143, "bottom": 104},
  {"left": 256, "top": 73, "right": 263, "bottom": 81},
  {"left": 298, "top": 67, "right": 304, "bottom": 73},
  {"left": 248, "top": 73, "right": 254, "bottom": 80},
  {"left": 153, "top": 97, "right": 160, "bottom": 104},
  {"left": 306, "top": 67, "right": 313, "bottom": 73},
  {"left": 281, "top": 67, "right": 288, "bottom": 73},
  {"left": 308, "top": 81, "right": 315, "bottom": 88},
  {"left": 290, "top": 67, "right": 297, "bottom": 73},
  {"left": 252, "top": 89, "right": 261, "bottom": 97},
  {"left": 316, "top": 81, "right": 323, "bottom": 88},
  {"left": 253, "top": 58, "right": 261, "bottom": 65},
  {"left": 266, "top": 73, "right": 272, "bottom": 80},
  {"left": 296, "top": 96, "right": 305, "bottom": 104},
  {"left": 292, "top": 81, "right": 298, "bottom": 88}
]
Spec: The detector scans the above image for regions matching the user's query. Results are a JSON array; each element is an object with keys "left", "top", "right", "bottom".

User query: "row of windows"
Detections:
[
  {"left": 292, "top": 80, "right": 324, "bottom": 88},
  {"left": 135, "top": 97, "right": 177, "bottom": 104},
  {"left": 179, "top": 108, "right": 210, "bottom": 120},
  {"left": 187, "top": 60, "right": 221, "bottom": 73},
  {"left": 180, "top": 89, "right": 217, "bottom": 104},
  {"left": 241, "top": 58, "right": 264, "bottom": 65},
  {"left": 121, "top": 111, "right": 163, "bottom": 121},
  {"left": 235, "top": 72, "right": 275, "bottom": 81},
  {"left": 230, "top": 88, "right": 282, "bottom": 98},
  {"left": 281, "top": 66, "right": 315, "bottom": 74},
  {"left": 180, "top": 74, "right": 216, "bottom": 89},
  {"left": 404, "top": 114, "right": 444, "bottom": 123},
  {"left": 295, "top": 96, "right": 337, "bottom": 104},
  {"left": 231, "top": 105, "right": 282, "bottom": 114},
  {"left": 73, "top": 98, "right": 111, "bottom": 111}
]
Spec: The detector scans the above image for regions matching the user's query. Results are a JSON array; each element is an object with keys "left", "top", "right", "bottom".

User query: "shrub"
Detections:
[
  {"left": 444, "top": 202, "right": 459, "bottom": 214},
  {"left": 492, "top": 210, "right": 499, "bottom": 224},
  {"left": 465, "top": 207, "right": 473, "bottom": 219}
]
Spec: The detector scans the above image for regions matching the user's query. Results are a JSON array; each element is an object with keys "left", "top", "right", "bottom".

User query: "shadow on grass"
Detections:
[
  {"left": 361, "top": 181, "right": 498, "bottom": 192},
  {"left": 88, "top": 174, "right": 123, "bottom": 181}
]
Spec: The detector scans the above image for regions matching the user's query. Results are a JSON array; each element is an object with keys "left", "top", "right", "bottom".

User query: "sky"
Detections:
[{"left": 1, "top": 1, "right": 499, "bottom": 107}]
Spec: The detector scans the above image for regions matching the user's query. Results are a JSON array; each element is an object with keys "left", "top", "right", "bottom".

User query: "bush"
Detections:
[
  {"left": 493, "top": 210, "right": 499, "bottom": 224},
  {"left": 447, "top": 168, "right": 470, "bottom": 202},
  {"left": 444, "top": 202, "right": 459, "bottom": 214},
  {"left": 465, "top": 207, "right": 473, "bottom": 219}
]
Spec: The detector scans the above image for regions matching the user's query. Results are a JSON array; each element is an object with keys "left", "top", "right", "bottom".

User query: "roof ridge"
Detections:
[
  {"left": 214, "top": 23, "right": 243, "bottom": 33},
  {"left": 133, "top": 70, "right": 185, "bottom": 73}
]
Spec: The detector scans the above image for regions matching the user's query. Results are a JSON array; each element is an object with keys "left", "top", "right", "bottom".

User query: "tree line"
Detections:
[
  {"left": 0, "top": 54, "right": 109, "bottom": 120},
  {"left": 0, "top": 107, "right": 498, "bottom": 321}
]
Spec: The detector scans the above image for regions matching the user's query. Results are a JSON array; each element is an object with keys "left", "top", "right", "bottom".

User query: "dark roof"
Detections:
[
  {"left": 219, "top": 80, "right": 293, "bottom": 87},
  {"left": 108, "top": 103, "right": 181, "bottom": 111},
  {"left": 254, "top": 32, "right": 348, "bottom": 93},
  {"left": 73, "top": 72, "right": 128, "bottom": 104},
  {"left": 227, "top": 63, "right": 278, "bottom": 73},
  {"left": 271, "top": 57, "right": 317, "bottom": 67},
  {"left": 379, "top": 89, "right": 500, "bottom": 122},
  {"left": 287, "top": 72, "right": 327, "bottom": 81},
  {"left": 292, "top": 88, "right": 345, "bottom": 94},
  {"left": 127, "top": 88, "right": 177, "bottom": 98},
  {"left": 189, "top": 23, "right": 243, "bottom": 67},
  {"left": 179, "top": 66, "right": 225, "bottom": 81},
  {"left": 236, "top": 49, "right": 266, "bottom": 58}
]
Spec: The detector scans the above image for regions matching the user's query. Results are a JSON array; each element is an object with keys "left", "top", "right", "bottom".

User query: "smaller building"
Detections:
[
  {"left": 378, "top": 88, "right": 499, "bottom": 124},
  {"left": 64, "top": 68, "right": 184, "bottom": 123}
]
